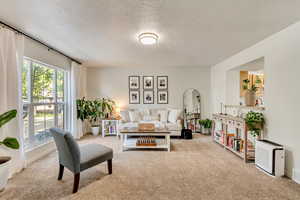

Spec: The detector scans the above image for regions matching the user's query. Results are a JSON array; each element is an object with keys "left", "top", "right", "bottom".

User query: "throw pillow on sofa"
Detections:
[
  {"left": 150, "top": 109, "right": 160, "bottom": 121},
  {"left": 128, "top": 110, "right": 141, "bottom": 122},
  {"left": 158, "top": 110, "right": 168, "bottom": 123},
  {"left": 120, "top": 111, "right": 130, "bottom": 122},
  {"left": 168, "top": 109, "right": 181, "bottom": 124}
]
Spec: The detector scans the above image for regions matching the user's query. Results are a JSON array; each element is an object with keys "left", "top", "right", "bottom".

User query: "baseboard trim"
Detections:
[{"left": 292, "top": 168, "right": 300, "bottom": 184}]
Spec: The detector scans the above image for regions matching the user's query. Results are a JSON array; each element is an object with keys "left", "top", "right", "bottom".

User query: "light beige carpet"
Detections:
[{"left": 0, "top": 135, "right": 299, "bottom": 200}]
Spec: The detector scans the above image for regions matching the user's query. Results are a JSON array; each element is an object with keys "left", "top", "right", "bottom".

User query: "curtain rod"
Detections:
[{"left": 0, "top": 21, "right": 82, "bottom": 65}]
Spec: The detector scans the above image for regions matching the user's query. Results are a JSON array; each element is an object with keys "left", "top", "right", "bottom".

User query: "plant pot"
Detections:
[
  {"left": 245, "top": 90, "right": 256, "bottom": 106},
  {"left": 201, "top": 127, "right": 211, "bottom": 135},
  {"left": 91, "top": 126, "right": 100, "bottom": 136},
  {"left": 0, "top": 157, "right": 11, "bottom": 192}
]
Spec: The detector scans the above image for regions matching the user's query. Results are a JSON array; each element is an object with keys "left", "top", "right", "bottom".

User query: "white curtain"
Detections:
[
  {"left": 70, "top": 61, "right": 87, "bottom": 139},
  {"left": 0, "top": 28, "right": 26, "bottom": 176}
]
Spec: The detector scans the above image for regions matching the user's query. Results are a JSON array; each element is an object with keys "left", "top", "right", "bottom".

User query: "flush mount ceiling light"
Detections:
[{"left": 138, "top": 32, "right": 159, "bottom": 45}]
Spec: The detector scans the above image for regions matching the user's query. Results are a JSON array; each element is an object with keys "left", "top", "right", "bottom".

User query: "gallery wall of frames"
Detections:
[{"left": 129, "top": 76, "right": 168, "bottom": 104}]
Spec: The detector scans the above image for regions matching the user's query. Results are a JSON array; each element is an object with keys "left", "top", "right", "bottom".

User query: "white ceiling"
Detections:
[{"left": 1, "top": 0, "right": 300, "bottom": 68}]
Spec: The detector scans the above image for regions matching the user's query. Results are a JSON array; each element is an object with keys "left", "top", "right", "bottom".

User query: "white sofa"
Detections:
[{"left": 119, "top": 108, "right": 182, "bottom": 136}]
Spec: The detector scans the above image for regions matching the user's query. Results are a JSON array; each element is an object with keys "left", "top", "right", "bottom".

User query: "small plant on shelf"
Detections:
[
  {"left": 244, "top": 111, "right": 264, "bottom": 137},
  {"left": 243, "top": 77, "right": 262, "bottom": 106},
  {"left": 242, "top": 77, "right": 261, "bottom": 92}
]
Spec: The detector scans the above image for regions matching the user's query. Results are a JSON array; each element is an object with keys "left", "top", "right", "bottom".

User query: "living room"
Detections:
[{"left": 1, "top": 1, "right": 300, "bottom": 200}]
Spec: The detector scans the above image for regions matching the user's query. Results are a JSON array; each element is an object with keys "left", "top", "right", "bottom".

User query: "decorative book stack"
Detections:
[{"left": 136, "top": 137, "right": 156, "bottom": 146}]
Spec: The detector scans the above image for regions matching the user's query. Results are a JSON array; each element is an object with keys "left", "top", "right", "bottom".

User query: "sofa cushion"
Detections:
[
  {"left": 119, "top": 122, "right": 139, "bottom": 129},
  {"left": 166, "top": 123, "right": 179, "bottom": 131},
  {"left": 168, "top": 109, "right": 181, "bottom": 123},
  {"left": 150, "top": 109, "right": 160, "bottom": 121},
  {"left": 158, "top": 110, "right": 168, "bottom": 123},
  {"left": 120, "top": 111, "right": 130, "bottom": 122},
  {"left": 128, "top": 110, "right": 141, "bottom": 122}
]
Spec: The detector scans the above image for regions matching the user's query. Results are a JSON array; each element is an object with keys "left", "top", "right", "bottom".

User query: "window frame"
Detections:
[{"left": 23, "top": 57, "right": 69, "bottom": 144}]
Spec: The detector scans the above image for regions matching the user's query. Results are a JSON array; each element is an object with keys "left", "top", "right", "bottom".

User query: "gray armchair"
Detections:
[{"left": 50, "top": 128, "right": 113, "bottom": 193}]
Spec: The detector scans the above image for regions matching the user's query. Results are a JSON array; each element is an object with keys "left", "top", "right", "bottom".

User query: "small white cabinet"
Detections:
[{"left": 101, "top": 119, "right": 120, "bottom": 137}]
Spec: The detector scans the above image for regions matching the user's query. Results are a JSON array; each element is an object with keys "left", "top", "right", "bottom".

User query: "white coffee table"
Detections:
[{"left": 120, "top": 128, "right": 171, "bottom": 152}]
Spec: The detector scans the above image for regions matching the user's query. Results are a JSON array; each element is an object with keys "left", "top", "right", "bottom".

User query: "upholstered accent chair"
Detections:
[{"left": 50, "top": 128, "right": 113, "bottom": 193}]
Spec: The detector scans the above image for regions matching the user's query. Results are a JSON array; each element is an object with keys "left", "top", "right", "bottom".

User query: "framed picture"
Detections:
[
  {"left": 143, "top": 76, "right": 154, "bottom": 90},
  {"left": 157, "top": 90, "right": 168, "bottom": 104},
  {"left": 157, "top": 76, "right": 168, "bottom": 90},
  {"left": 143, "top": 90, "right": 154, "bottom": 104},
  {"left": 129, "top": 76, "right": 140, "bottom": 90},
  {"left": 129, "top": 90, "right": 140, "bottom": 104}
]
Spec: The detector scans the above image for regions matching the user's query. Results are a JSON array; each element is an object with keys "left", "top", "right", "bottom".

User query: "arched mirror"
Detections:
[{"left": 183, "top": 89, "right": 201, "bottom": 132}]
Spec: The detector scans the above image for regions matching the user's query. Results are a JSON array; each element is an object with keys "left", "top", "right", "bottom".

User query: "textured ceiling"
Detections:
[{"left": 1, "top": 0, "right": 300, "bottom": 67}]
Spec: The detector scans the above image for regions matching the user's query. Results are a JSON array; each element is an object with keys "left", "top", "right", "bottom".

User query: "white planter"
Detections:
[
  {"left": 91, "top": 126, "right": 100, "bottom": 136},
  {"left": 0, "top": 157, "right": 11, "bottom": 192},
  {"left": 201, "top": 127, "right": 211, "bottom": 135}
]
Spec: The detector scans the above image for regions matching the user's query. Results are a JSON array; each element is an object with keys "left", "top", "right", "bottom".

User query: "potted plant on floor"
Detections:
[
  {"left": 199, "top": 119, "right": 212, "bottom": 135},
  {"left": 77, "top": 97, "right": 90, "bottom": 136},
  {"left": 0, "top": 109, "right": 20, "bottom": 191},
  {"left": 88, "top": 100, "right": 103, "bottom": 136},
  {"left": 242, "top": 77, "right": 262, "bottom": 106}
]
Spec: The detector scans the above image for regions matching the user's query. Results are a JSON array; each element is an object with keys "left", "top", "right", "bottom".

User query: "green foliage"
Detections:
[
  {"left": 199, "top": 119, "right": 212, "bottom": 129},
  {"left": 0, "top": 109, "right": 20, "bottom": 150},
  {"left": 243, "top": 78, "right": 260, "bottom": 92},
  {"left": 245, "top": 111, "right": 264, "bottom": 137},
  {"left": 0, "top": 138, "right": 20, "bottom": 149},
  {"left": 76, "top": 98, "right": 115, "bottom": 126},
  {"left": 22, "top": 61, "right": 64, "bottom": 102},
  {"left": 0, "top": 110, "right": 17, "bottom": 128}
]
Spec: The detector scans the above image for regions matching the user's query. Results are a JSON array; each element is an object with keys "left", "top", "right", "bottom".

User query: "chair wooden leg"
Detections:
[
  {"left": 58, "top": 164, "right": 64, "bottom": 180},
  {"left": 73, "top": 173, "right": 80, "bottom": 193},
  {"left": 107, "top": 159, "right": 112, "bottom": 174}
]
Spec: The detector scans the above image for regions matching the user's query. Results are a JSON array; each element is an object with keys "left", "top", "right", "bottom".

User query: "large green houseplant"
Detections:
[
  {"left": 0, "top": 109, "right": 20, "bottom": 191},
  {"left": 76, "top": 98, "right": 115, "bottom": 136}
]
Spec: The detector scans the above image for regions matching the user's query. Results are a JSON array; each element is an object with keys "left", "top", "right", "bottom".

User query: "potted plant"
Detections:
[
  {"left": 76, "top": 97, "right": 90, "bottom": 136},
  {"left": 0, "top": 109, "right": 20, "bottom": 191},
  {"left": 77, "top": 98, "right": 116, "bottom": 136},
  {"left": 199, "top": 119, "right": 212, "bottom": 135},
  {"left": 88, "top": 100, "right": 102, "bottom": 136},
  {"left": 242, "top": 77, "right": 261, "bottom": 106},
  {"left": 244, "top": 111, "right": 264, "bottom": 146}
]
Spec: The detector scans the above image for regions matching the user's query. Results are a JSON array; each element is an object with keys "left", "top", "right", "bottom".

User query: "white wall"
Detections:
[
  {"left": 86, "top": 66, "right": 211, "bottom": 118},
  {"left": 211, "top": 21, "right": 300, "bottom": 181},
  {"left": 24, "top": 38, "right": 71, "bottom": 70}
]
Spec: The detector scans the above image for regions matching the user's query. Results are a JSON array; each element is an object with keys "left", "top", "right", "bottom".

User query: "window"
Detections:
[{"left": 22, "top": 58, "right": 68, "bottom": 150}]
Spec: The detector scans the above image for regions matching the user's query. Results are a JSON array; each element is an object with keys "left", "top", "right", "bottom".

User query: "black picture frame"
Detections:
[
  {"left": 157, "top": 90, "right": 168, "bottom": 104},
  {"left": 157, "top": 76, "right": 168, "bottom": 90},
  {"left": 143, "top": 76, "right": 154, "bottom": 90},
  {"left": 129, "top": 90, "right": 140, "bottom": 104},
  {"left": 128, "top": 76, "right": 140, "bottom": 90},
  {"left": 143, "top": 90, "right": 154, "bottom": 104}
]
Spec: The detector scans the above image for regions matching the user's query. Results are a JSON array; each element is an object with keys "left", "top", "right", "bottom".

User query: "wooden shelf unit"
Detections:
[{"left": 212, "top": 114, "right": 255, "bottom": 162}]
